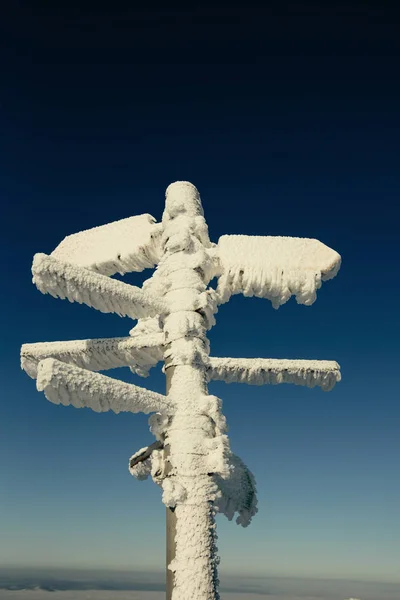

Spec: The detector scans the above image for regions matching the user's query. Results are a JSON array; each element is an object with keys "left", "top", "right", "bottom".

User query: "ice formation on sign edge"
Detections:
[{"left": 209, "top": 357, "right": 341, "bottom": 392}]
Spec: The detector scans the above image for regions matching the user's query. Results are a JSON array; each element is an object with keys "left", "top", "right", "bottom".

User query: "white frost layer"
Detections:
[
  {"left": 51, "top": 214, "right": 162, "bottom": 276},
  {"left": 21, "top": 334, "right": 163, "bottom": 379},
  {"left": 32, "top": 254, "right": 166, "bottom": 319},
  {"left": 214, "top": 454, "right": 258, "bottom": 528},
  {"left": 36, "top": 358, "right": 173, "bottom": 414},
  {"left": 216, "top": 234, "right": 341, "bottom": 308},
  {"left": 209, "top": 357, "right": 341, "bottom": 391},
  {"left": 170, "top": 503, "right": 219, "bottom": 600},
  {"left": 164, "top": 338, "right": 210, "bottom": 370},
  {"left": 164, "top": 181, "right": 205, "bottom": 219}
]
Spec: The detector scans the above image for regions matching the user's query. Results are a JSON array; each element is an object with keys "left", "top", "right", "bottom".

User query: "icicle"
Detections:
[
  {"left": 32, "top": 253, "right": 167, "bottom": 319},
  {"left": 51, "top": 213, "right": 163, "bottom": 276},
  {"left": 208, "top": 357, "right": 341, "bottom": 391},
  {"left": 36, "top": 358, "right": 173, "bottom": 414},
  {"left": 215, "top": 234, "right": 341, "bottom": 307}
]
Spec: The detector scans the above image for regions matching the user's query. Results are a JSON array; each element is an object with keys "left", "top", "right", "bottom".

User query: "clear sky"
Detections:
[{"left": 1, "top": 0, "right": 399, "bottom": 588}]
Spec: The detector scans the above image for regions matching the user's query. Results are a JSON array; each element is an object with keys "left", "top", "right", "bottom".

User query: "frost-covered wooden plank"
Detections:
[
  {"left": 214, "top": 453, "right": 258, "bottom": 527},
  {"left": 51, "top": 214, "right": 163, "bottom": 275},
  {"left": 21, "top": 334, "right": 163, "bottom": 379},
  {"left": 208, "top": 357, "right": 341, "bottom": 391},
  {"left": 36, "top": 358, "right": 173, "bottom": 414},
  {"left": 32, "top": 253, "right": 167, "bottom": 319},
  {"left": 216, "top": 235, "right": 341, "bottom": 307}
]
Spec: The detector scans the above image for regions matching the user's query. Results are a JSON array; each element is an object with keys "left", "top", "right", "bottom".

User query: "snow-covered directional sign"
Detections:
[
  {"left": 21, "top": 181, "right": 341, "bottom": 600},
  {"left": 51, "top": 213, "right": 163, "bottom": 275},
  {"left": 215, "top": 234, "right": 341, "bottom": 307}
]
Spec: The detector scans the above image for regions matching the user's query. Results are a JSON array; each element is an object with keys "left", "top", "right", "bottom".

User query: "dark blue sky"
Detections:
[{"left": 1, "top": 0, "right": 399, "bottom": 584}]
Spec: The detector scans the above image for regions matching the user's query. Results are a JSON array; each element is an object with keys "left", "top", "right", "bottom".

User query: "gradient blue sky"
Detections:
[{"left": 1, "top": 0, "right": 399, "bottom": 586}]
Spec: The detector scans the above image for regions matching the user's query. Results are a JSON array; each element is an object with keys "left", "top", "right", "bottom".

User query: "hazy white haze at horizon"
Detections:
[
  {"left": 0, "top": 590, "right": 397, "bottom": 600},
  {"left": 0, "top": 593, "right": 344, "bottom": 600},
  {"left": 0, "top": 568, "right": 399, "bottom": 600},
  {"left": 0, "top": 593, "right": 316, "bottom": 600}
]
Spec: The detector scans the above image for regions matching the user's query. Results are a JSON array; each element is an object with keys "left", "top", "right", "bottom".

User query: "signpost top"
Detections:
[{"left": 164, "top": 181, "right": 204, "bottom": 218}]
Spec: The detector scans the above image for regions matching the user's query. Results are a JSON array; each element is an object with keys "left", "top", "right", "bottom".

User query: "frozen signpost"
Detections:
[{"left": 21, "top": 182, "right": 341, "bottom": 600}]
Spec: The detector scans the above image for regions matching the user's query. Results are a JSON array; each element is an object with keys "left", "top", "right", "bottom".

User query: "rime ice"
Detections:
[
  {"left": 216, "top": 234, "right": 341, "bottom": 308},
  {"left": 21, "top": 333, "right": 163, "bottom": 379},
  {"left": 52, "top": 213, "right": 163, "bottom": 275},
  {"left": 21, "top": 181, "right": 341, "bottom": 600},
  {"left": 32, "top": 253, "right": 166, "bottom": 319},
  {"left": 36, "top": 358, "right": 172, "bottom": 414},
  {"left": 209, "top": 357, "right": 341, "bottom": 392}
]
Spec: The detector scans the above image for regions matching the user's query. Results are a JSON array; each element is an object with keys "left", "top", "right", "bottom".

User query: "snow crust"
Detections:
[
  {"left": 36, "top": 358, "right": 173, "bottom": 414},
  {"left": 215, "top": 235, "right": 341, "bottom": 308},
  {"left": 21, "top": 334, "right": 163, "bottom": 380},
  {"left": 32, "top": 253, "right": 166, "bottom": 320},
  {"left": 209, "top": 357, "right": 341, "bottom": 391},
  {"left": 51, "top": 213, "right": 162, "bottom": 276}
]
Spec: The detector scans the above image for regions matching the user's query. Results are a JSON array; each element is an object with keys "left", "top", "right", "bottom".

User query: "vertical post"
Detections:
[
  {"left": 161, "top": 181, "right": 219, "bottom": 600},
  {"left": 166, "top": 504, "right": 176, "bottom": 599},
  {"left": 165, "top": 360, "right": 176, "bottom": 600}
]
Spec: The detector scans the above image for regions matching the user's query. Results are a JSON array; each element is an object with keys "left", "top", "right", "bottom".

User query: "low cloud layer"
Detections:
[
  {"left": 0, "top": 568, "right": 399, "bottom": 600},
  {"left": 0, "top": 593, "right": 354, "bottom": 600}
]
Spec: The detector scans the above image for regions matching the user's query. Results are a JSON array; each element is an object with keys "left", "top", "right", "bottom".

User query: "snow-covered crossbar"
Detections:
[
  {"left": 21, "top": 334, "right": 163, "bottom": 379},
  {"left": 36, "top": 358, "right": 172, "bottom": 414},
  {"left": 32, "top": 253, "right": 167, "bottom": 319},
  {"left": 51, "top": 213, "right": 162, "bottom": 276},
  {"left": 216, "top": 235, "right": 341, "bottom": 308},
  {"left": 208, "top": 357, "right": 341, "bottom": 391}
]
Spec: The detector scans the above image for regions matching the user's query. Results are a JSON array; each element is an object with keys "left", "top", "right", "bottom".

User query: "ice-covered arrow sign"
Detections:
[
  {"left": 215, "top": 234, "right": 341, "bottom": 307},
  {"left": 21, "top": 181, "right": 341, "bottom": 600},
  {"left": 32, "top": 253, "right": 167, "bottom": 319},
  {"left": 36, "top": 358, "right": 172, "bottom": 414}
]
